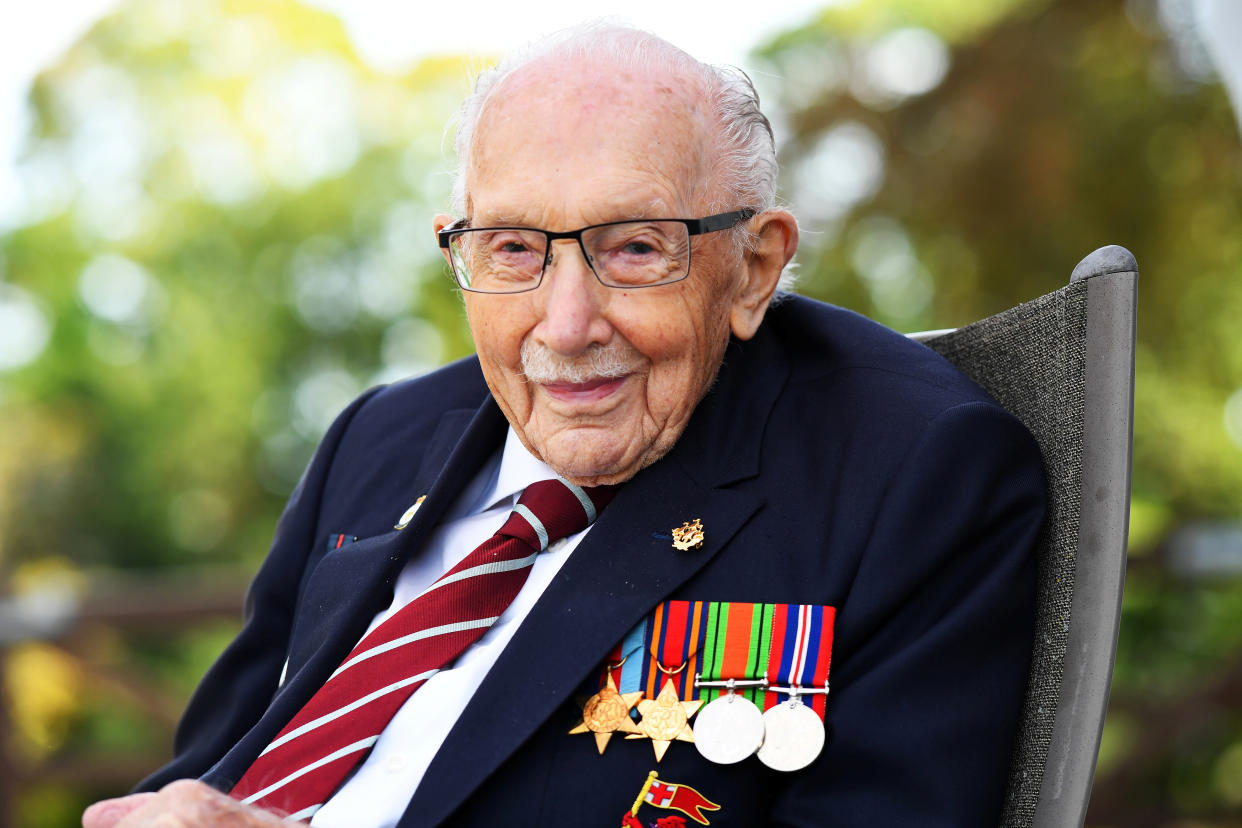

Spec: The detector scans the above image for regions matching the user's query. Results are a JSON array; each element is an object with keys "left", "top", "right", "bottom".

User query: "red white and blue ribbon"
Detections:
[{"left": 763, "top": 603, "right": 834, "bottom": 719}]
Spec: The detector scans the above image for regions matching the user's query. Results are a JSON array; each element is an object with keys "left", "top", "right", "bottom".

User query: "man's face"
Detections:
[{"left": 441, "top": 62, "right": 755, "bottom": 486}]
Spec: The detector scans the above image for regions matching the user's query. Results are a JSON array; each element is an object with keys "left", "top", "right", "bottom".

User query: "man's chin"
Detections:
[
  {"left": 534, "top": 429, "right": 681, "bottom": 488},
  {"left": 533, "top": 433, "right": 642, "bottom": 487}
]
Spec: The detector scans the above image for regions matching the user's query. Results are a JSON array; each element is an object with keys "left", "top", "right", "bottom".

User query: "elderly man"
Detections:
[{"left": 84, "top": 24, "right": 1044, "bottom": 828}]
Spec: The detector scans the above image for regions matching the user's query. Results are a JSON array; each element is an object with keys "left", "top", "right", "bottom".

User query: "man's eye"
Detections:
[
  {"left": 484, "top": 234, "right": 542, "bottom": 259},
  {"left": 622, "top": 241, "right": 657, "bottom": 256}
]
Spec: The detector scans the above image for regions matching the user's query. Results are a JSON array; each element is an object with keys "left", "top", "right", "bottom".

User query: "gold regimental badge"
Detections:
[
  {"left": 671, "top": 518, "right": 705, "bottom": 551},
  {"left": 626, "top": 678, "right": 703, "bottom": 761},
  {"left": 394, "top": 495, "right": 427, "bottom": 530},
  {"left": 568, "top": 674, "right": 643, "bottom": 754}
]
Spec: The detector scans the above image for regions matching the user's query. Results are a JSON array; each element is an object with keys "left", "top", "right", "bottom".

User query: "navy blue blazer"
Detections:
[{"left": 139, "top": 295, "right": 1045, "bottom": 827}]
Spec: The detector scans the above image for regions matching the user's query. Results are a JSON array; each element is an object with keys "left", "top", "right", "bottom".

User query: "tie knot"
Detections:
[{"left": 498, "top": 479, "right": 618, "bottom": 551}]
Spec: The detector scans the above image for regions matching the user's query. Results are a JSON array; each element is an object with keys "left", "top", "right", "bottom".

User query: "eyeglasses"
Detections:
[{"left": 436, "top": 209, "right": 756, "bottom": 294}]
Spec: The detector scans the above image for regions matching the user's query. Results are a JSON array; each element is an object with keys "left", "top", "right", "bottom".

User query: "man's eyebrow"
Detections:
[
  {"left": 475, "top": 211, "right": 531, "bottom": 226},
  {"left": 474, "top": 200, "right": 669, "bottom": 229},
  {"left": 598, "top": 197, "right": 662, "bottom": 220}
]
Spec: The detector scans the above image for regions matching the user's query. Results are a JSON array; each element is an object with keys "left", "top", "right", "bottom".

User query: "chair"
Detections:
[{"left": 908, "top": 246, "right": 1138, "bottom": 827}]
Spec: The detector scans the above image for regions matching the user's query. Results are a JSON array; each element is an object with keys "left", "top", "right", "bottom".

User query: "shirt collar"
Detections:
[{"left": 481, "top": 427, "right": 560, "bottom": 512}]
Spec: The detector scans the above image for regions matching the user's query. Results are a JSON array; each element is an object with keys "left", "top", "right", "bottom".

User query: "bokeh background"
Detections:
[{"left": 2, "top": 0, "right": 1241, "bottom": 825}]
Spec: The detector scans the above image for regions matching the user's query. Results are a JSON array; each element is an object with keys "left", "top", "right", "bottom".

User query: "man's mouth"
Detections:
[{"left": 538, "top": 374, "right": 630, "bottom": 404}]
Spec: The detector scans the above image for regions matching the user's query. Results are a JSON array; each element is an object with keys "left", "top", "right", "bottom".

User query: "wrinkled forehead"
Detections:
[{"left": 465, "top": 56, "right": 718, "bottom": 221}]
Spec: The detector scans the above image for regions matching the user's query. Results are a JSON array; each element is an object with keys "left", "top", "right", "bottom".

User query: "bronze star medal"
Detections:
[
  {"left": 568, "top": 673, "right": 643, "bottom": 754},
  {"left": 626, "top": 678, "right": 703, "bottom": 761}
]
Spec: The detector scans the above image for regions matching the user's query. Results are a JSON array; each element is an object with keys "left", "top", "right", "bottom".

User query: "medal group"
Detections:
[{"left": 570, "top": 600, "right": 835, "bottom": 772}]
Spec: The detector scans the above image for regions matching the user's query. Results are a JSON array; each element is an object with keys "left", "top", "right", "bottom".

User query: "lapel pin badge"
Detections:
[
  {"left": 394, "top": 495, "right": 427, "bottom": 530},
  {"left": 624, "top": 769, "right": 721, "bottom": 826},
  {"left": 671, "top": 518, "right": 705, "bottom": 551}
]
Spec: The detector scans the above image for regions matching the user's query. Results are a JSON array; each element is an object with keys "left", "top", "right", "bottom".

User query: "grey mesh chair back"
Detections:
[{"left": 909, "top": 246, "right": 1137, "bottom": 827}]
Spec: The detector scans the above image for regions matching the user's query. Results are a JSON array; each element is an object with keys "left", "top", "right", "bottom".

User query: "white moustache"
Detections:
[{"left": 520, "top": 340, "right": 640, "bottom": 384}]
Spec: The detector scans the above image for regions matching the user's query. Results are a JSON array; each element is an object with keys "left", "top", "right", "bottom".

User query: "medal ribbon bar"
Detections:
[
  {"left": 613, "top": 600, "right": 836, "bottom": 720},
  {"left": 639, "top": 600, "right": 707, "bottom": 701},
  {"left": 603, "top": 621, "right": 648, "bottom": 698},
  {"left": 762, "top": 603, "right": 835, "bottom": 720}
]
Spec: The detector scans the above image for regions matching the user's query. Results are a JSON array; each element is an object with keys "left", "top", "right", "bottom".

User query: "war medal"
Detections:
[
  {"left": 756, "top": 604, "right": 835, "bottom": 771},
  {"left": 691, "top": 601, "right": 775, "bottom": 765},
  {"left": 628, "top": 678, "right": 702, "bottom": 762},
  {"left": 569, "top": 672, "right": 643, "bottom": 754},
  {"left": 756, "top": 690, "right": 826, "bottom": 772},
  {"left": 691, "top": 678, "right": 766, "bottom": 765},
  {"left": 625, "top": 601, "right": 708, "bottom": 761}
]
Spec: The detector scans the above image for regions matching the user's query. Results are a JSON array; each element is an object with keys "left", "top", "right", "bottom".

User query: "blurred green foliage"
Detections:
[
  {"left": 0, "top": 0, "right": 478, "bottom": 820},
  {"left": 2, "top": 0, "right": 1241, "bottom": 825},
  {"left": 1, "top": 0, "right": 475, "bottom": 578}
]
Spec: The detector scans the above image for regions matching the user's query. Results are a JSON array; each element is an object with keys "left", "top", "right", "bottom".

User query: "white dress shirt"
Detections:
[{"left": 311, "top": 428, "right": 589, "bottom": 828}]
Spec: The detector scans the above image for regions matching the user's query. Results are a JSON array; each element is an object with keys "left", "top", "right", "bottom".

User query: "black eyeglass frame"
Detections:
[{"left": 436, "top": 208, "right": 757, "bottom": 294}]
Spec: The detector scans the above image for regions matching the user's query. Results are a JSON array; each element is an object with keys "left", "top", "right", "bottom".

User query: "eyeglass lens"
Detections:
[{"left": 448, "top": 221, "right": 691, "bottom": 292}]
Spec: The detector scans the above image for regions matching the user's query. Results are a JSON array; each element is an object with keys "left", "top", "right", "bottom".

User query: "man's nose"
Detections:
[{"left": 533, "top": 240, "right": 611, "bottom": 355}]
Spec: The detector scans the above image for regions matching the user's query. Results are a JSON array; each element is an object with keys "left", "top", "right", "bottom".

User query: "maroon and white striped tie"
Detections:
[{"left": 230, "top": 478, "right": 616, "bottom": 821}]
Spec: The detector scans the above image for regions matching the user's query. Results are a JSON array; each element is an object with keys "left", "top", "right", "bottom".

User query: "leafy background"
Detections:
[{"left": 1, "top": 0, "right": 1240, "bottom": 825}]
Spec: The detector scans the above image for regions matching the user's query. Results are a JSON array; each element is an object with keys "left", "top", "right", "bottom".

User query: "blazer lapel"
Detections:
[
  {"left": 287, "top": 401, "right": 509, "bottom": 681},
  {"left": 204, "top": 398, "right": 509, "bottom": 790}
]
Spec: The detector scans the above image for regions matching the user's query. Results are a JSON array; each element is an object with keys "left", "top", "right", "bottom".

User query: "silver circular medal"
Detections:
[
  {"left": 756, "top": 699, "right": 825, "bottom": 772},
  {"left": 693, "top": 693, "right": 765, "bottom": 764}
]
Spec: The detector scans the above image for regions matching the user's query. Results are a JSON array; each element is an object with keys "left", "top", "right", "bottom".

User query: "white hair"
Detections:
[{"left": 448, "top": 22, "right": 795, "bottom": 292}]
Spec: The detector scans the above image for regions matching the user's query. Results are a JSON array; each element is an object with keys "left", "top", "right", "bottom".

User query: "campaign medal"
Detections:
[
  {"left": 756, "top": 696, "right": 825, "bottom": 772},
  {"left": 756, "top": 603, "right": 835, "bottom": 771},
  {"left": 692, "top": 682, "right": 766, "bottom": 765},
  {"left": 601, "top": 602, "right": 706, "bottom": 762},
  {"left": 568, "top": 672, "right": 643, "bottom": 754},
  {"left": 628, "top": 678, "right": 702, "bottom": 762},
  {"left": 692, "top": 600, "right": 775, "bottom": 764},
  {"left": 623, "top": 600, "right": 708, "bottom": 761}
]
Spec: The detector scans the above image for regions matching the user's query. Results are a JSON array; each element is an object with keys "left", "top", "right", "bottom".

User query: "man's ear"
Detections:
[
  {"left": 433, "top": 213, "right": 455, "bottom": 267},
  {"left": 730, "top": 209, "right": 799, "bottom": 340}
]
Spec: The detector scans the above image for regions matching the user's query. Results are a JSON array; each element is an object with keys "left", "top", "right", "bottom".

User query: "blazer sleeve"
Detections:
[
  {"left": 133, "top": 386, "right": 383, "bottom": 792},
  {"left": 769, "top": 401, "right": 1046, "bottom": 827}
]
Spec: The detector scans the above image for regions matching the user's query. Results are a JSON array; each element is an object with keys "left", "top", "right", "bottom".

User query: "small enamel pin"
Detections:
[
  {"left": 623, "top": 769, "right": 721, "bottom": 826},
  {"left": 394, "top": 495, "right": 426, "bottom": 530},
  {"left": 671, "top": 519, "right": 705, "bottom": 551}
]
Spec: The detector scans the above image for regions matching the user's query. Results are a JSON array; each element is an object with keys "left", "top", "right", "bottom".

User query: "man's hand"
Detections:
[{"left": 83, "top": 780, "right": 293, "bottom": 827}]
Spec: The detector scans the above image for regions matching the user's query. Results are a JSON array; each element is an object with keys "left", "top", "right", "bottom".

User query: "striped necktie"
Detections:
[{"left": 229, "top": 478, "right": 616, "bottom": 821}]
